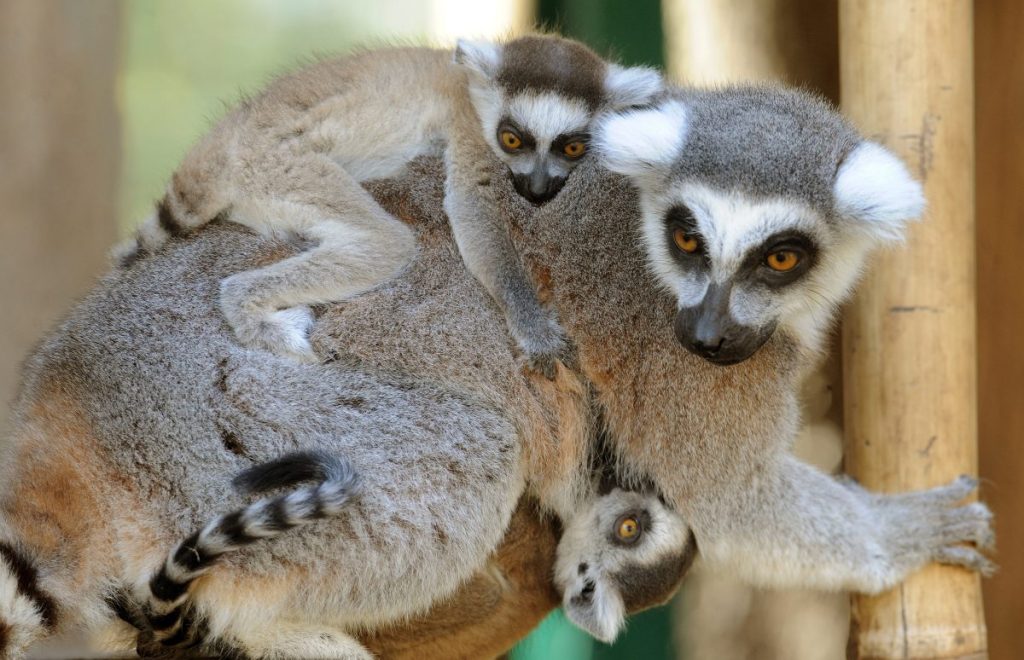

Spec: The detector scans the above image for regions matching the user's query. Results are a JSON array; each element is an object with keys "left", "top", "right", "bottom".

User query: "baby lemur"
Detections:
[
  {"left": 122, "top": 35, "right": 662, "bottom": 374},
  {"left": 556, "top": 489, "right": 695, "bottom": 643},
  {"left": 134, "top": 456, "right": 690, "bottom": 652}
]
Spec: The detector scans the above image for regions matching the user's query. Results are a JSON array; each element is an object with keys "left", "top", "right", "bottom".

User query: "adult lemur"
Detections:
[
  {"left": 0, "top": 87, "right": 994, "bottom": 658},
  {"left": 120, "top": 35, "right": 662, "bottom": 375}
]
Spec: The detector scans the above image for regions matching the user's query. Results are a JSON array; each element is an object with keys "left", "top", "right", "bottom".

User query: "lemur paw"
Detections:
[
  {"left": 518, "top": 319, "right": 577, "bottom": 380},
  {"left": 220, "top": 275, "right": 318, "bottom": 362},
  {"left": 234, "top": 307, "right": 318, "bottom": 363},
  {"left": 879, "top": 474, "right": 997, "bottom": 578}
]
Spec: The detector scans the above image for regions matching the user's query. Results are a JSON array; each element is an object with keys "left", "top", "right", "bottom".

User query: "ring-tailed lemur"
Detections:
[
  {"left": 588, "top": 85, "right": 995, "bottom": 591},
  {"left": 119, "top": 35, "right": 662, "bottom": 375},
  {"left": 0, "top": 87, "right": 995, "bottom": 659},
  {"left": 135, "top": 457, "right": 690, "bottom": 654},
  {"left": 555, "top": 489, "right": 695, "bottom": 643}
]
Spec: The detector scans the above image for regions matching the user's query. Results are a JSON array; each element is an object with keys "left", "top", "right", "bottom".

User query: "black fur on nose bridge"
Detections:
[{"left": 674, "top": 281, "right": 775, "bottom": 366}]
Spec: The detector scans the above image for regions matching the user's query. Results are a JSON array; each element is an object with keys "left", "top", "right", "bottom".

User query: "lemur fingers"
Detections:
[{"left": 933, "top": 545, "right": 998, "bottom": 577}]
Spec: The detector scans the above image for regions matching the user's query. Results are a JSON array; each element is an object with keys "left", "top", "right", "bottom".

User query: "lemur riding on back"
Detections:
[{"left": 121, "top": 34, "right": 663, "bottom": 374}]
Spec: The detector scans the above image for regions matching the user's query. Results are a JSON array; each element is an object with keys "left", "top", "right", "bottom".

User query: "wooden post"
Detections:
[
  {"left": 663, "top": 0, "right": 838, "bottom": 99},
  {"left": 840, "top": 1, "right": 986, "bottom": 658}
]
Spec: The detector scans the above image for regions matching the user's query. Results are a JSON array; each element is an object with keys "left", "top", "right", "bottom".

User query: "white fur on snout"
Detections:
[
  {"left": 564, "top": 579, "right": 626, "bottom": 644},
  {"left": 634, "top": 181, "right": 885, "bottom": 353}
]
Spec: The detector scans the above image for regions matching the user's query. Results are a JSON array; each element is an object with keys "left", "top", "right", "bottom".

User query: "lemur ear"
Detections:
[
  {"left": 604, "top": 64, "right": 664, "bottom": 109},
  {"left": 834, "top": 141, "right": 926, "bottom": 242},
  {"left": 595, "top": 100, "right": 688, "bottom": 183},
  {"left": 453, "top": 39, "right": 502, "bottom": 79}
]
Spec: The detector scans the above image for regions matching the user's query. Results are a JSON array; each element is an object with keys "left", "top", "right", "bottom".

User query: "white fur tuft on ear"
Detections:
[
  {"left": 594, "top": 100, "right": 688, "bottom": 180},
  {"left": 834, "top": 141, "right": 926, "bottom": 242},
  {"left": 604, "top": 64, "right": 664, "bottom": 108},
  {"left": 453, "top": 39, "right": 502, "bottom": 79}
]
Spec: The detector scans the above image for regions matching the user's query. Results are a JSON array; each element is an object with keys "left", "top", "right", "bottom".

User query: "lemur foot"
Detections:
[
  {"left": 220, "top": 275, "right": 318, "bottom": 363},
  {"left": 516, "top": 316, "right": 577, "bottom": 380},
  {"left": 230, "top": 624, "right": 373, "bottom": 659},
  {"left": 850, "top": 474, "right": 997, "bottom": 583}
]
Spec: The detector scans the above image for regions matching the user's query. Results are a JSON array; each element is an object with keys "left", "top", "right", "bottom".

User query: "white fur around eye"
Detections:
[
  {"left": 507, "top": 92, "right": 591, "bottom": 146},
  {"left": 595, "top": 101, "right": 688, "bottom": 181},
  {"left": 604, "top": 64, "right": 664, "bottom": 109},
  {"left": 834, "top": 141, "right": 925, "bottom": 242}
]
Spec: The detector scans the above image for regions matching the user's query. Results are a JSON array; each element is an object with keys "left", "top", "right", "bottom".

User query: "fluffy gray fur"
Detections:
[{"left": 0, "top": 87, "right": 994, "bottom": 657}]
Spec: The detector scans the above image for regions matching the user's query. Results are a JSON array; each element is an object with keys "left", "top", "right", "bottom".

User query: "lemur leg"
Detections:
[
  {"left": 443, "top": 105, "right": 572, "bottom": 379},
  {"left": 219, "top": 161, "right": 416, "bottom": 362},
  {"left": 691, "top": 457, "right": 995, "bottom": 594}
]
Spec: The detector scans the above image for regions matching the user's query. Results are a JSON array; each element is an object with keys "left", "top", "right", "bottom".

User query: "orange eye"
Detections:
[
  {"left": 500, "top": 130, "right": 522, "bottom": 150},
  {"left": 616, "top": 515, "right": 641, "bottom": 541},
  {"left": 563, "top": 141, "right": 586, "bottom": 159},
  {"left": 766, "top": 250, "right": 800, "bottom": 272},
  {"left": 672, "top": 228, "right": 700, "bottom": 254}
]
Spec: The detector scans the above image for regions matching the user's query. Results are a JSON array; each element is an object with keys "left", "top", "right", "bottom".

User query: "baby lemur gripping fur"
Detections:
[{"left": 123, "top": 35, "right": 662, "bottom": 373}]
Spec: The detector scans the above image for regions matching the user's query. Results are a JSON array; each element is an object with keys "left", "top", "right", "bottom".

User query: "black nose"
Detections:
[
  {"left": 690, "top": 336, "right": 725, "bottom": 358},
  {"left": 513, "top": 173, "right": 565, "bottom": 205}
]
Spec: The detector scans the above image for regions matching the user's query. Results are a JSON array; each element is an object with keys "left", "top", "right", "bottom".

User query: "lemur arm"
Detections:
[
  {"left": 691, "top": 455, "right": 994, "bottom": 593},
  {"left": 443, "top": 98, "right": 572, "bottom": 379}
]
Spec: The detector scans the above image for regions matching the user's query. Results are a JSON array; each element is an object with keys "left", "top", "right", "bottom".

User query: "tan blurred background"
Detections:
[{"left": 1, "top": 1, "right": 1021, "bottom": 658}]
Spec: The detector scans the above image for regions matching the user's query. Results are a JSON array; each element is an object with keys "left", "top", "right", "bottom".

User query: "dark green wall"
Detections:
[{"left": 537, "top": 0, "right": 664, "bottom": 67}]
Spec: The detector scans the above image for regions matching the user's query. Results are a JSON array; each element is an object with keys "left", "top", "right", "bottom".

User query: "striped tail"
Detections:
[
  {"left": 0, "top": 542, "right": 59, "bottom": 659},
  {"left": 145, "top": 451, "right": 360, "bottom": 648}
]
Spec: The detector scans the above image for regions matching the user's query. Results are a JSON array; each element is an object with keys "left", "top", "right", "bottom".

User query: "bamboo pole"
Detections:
[
  {"left": 663, "top": 0, "right": 838, "bottom": 99},
  {"left": 840, "top": 1, "right": 986, "bottom": 658}
]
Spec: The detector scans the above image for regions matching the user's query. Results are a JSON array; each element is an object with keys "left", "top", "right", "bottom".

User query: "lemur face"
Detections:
[
  {"left": 646, "top": 183, "right": 835, "bottom": 365},
  {"left": 491, "top": 91, "right": 592, "bottom": 205},
  {"left": 455, "top": 35, "right": 663, "bottom": 205},
  {"left": 555, "top": 489, "right": 695, "bottom": 643},
  {"left": 596, "top": 88, "right": 926, "bottom": 364}
]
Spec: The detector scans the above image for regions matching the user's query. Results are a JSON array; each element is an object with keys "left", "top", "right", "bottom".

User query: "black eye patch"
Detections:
[
  {"left": 550, "top": 132, "right": 590, "bottom": 156},
  {"left": 496, "top": 119, "right": 536, "bottom": 150},
  {"left": 739, "top": 231, "right": 819, "bottom": 287},
  {"left": 663, "top": 204, "right": 708, "bottom": 265}
]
